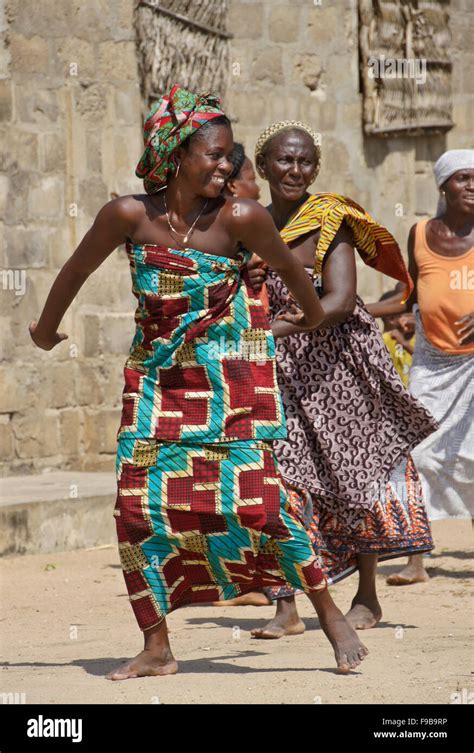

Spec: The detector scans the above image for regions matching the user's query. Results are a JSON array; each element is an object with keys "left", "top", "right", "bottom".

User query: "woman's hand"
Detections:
[
  {"left": 270, "top": 304, "right": 319, "bottom": 338},
  {"left": 247, "top": 253, "right": 263, "bottom": 269},
  {"left": 271, "top": 318, "right": 298, "bottom": 339},
  {"left": 456, "top": 313, "right": 474, "bottom": 345},
  {"left": 387, "top": 328, "right": 405, "bottom": 346},
  {"left": 247, "top": 254, "right": 266, "bottom": 293},
  {"left": 231, "top": 202, "right": 324, "bottom": 329},
  {"left": 29, "top": 320, "right": 68, "bottom": 350},
  {"left": 248, "top": 266, "right": 266, "bottom": 292}
]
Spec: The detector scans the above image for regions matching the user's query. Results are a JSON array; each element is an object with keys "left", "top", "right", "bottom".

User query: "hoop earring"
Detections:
[{"left": 175, "top": 162, "right": 181, "bottom": 178}]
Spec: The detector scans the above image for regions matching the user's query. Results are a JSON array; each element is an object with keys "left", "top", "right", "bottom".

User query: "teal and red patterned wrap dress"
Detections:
[{"left": 115, "top": 242, "right": 326, "bottom": 630}]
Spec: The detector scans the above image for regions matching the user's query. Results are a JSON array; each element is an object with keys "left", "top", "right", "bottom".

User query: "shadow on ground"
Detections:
[{"left": 0, "top": 652, "right": 354, "bottom": 677}]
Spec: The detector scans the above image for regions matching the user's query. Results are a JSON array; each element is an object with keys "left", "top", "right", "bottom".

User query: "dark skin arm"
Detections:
[
  {"left": 310, "top": 225, "right": 357, "bottom": 328},
  {"left": 366, "top": 224, "right": 418, "bottom": 318},
  {"left": 29, "top": 197, "right": 137, "bottom": 349},
  {"left": 226, "top": 199, "right": 324, "bottom": 330},
  {"left": 365, "top": 290, "right": 405, "bottom": 318},
  {"left": 248, "top": 222, "right": 357, "bottom": 336},
  {"left": 30, "top": 196, "right": 325, "bottom": 350},
  {"left": 387, "top": 329, "right": 415, "bottom": 355}
]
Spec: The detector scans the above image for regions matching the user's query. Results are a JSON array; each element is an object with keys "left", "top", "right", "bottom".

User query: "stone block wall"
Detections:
[
  {"left": 227, "top": 0, "right": 473, "bottom": 301},
  {"left": 1, "top": 0, "right": 142, "bottom": 475}
]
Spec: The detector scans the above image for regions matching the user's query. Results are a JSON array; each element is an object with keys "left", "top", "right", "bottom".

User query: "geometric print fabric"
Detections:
[
  {"left": 115, "top": 438, "right": 327, "bottom": 630},
  {"left": 117, "top": 243, "right": 286, "bottom": 444}
]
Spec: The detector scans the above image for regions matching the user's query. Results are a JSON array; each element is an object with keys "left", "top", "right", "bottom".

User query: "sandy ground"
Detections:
[{"left": 1, "top": 520, "right": 472, "bottom": 705}]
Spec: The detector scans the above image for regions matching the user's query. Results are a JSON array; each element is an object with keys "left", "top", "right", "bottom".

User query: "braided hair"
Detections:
[
  {"left": 227, "top": 142, "right": 246, "bottom": 181},
  {"left": 254, "top": 120, "right": 321, "bottom": 181}
]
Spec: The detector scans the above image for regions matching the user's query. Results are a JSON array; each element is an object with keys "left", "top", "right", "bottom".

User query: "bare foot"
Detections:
[
  {"left": 386, "top": 564, "right": 430, "bottom": 586},
  {"left": 319, "top": 612, "right": 369, "bottom": 673},
  {"left": 251, "top": 615, "right": 305, "bottom": 639},
  {"left": 211, "top": 591, "right": 272, "bottom": 607},
  {"left": 345, "top": 599, "right": 382, "bottom": 630},
  {"left": 106, "top": 649, "right": 178, "bottom": 681}
]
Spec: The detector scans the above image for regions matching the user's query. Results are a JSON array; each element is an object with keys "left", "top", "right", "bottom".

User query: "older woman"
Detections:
[
  {"left": 29, "top": 88, "right": 369, "bottom": 678},
  {"left": 245, "top": 121, "right": 437, "bottom": 639},
  {"left": 368, "top": 149, "right": 474, "bottom": 585}
]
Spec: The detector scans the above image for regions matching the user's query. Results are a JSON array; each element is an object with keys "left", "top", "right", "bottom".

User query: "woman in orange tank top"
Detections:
[
  {"left": 369, "top": 149, "right": 474, "bottom": 585},
  {"left": 414, "top": 219, "right": 474, "bottom": 354}
]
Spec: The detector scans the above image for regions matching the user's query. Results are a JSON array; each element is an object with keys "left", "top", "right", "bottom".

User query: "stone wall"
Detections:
[
  {"left": 1, "top": 0, "right": 142, "bottom": 475},
  {"left": 1, "top": 0, "right": 472, "bottom": 476},
  {"left": 227, "top": 0, "right": 473, "bottom": 300}
]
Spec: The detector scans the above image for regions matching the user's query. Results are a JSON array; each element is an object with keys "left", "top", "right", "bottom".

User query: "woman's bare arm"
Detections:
[
  {"left": 229, "top": 199, "right": 324, "bottom": 330},
  {"left": 405, "top": 224, "right": 419, "bottom": 310},
  {"left": 366, "top": 224, "right": 418, "bottom": 318},
  {"left": 314, "top": 224, "right": 357, "bottom": 328},
  {"left": 365, "top": 290, "right": 405, "bottom": 318},
  {"left": 29, "top": 197, "right": 138, "bottom": 350},
  {"left": 253, "top": 223, "right": 357, "bottom": 337}
]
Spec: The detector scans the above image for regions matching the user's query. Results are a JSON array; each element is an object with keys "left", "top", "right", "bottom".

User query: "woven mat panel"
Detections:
[
  {"left": 359, "top": 0, "right": 453, "bottom": 136},
  {"left": 134, "top": 0, "right": 230, "bottom": 112}
]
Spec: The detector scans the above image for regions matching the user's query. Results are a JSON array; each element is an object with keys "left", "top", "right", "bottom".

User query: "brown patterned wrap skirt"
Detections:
[{"left": 265, "top": 272, "right": 438, "bottom": 592}]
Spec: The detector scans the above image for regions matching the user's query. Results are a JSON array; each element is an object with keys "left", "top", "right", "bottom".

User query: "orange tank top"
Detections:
[{"left": 415, "top": 220, "right": 474, "bottom": 354}]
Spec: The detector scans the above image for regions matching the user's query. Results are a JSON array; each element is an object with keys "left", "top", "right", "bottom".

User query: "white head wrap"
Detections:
[{"left": 433, "top": 149, "right": 474, "bottom": 216}]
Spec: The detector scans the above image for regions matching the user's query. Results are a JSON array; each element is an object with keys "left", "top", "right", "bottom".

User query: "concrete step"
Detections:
[{"left": 0, "top": 472, "right": 116, "bottom": 556}]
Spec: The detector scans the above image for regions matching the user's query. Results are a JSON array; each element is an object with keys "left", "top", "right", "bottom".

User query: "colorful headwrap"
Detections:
[{"left": 135, "top": 85, "right": 226, "bottom": 194}]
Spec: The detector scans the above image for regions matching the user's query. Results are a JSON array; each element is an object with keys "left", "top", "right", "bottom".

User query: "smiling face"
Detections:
[
  {"left": 443, "top": 168, "right": 474, "bottom": 214},
  {"left": 174, "top": 122, "right": 235, "bottom": 198},
  {"left": 257, "top": 129, "right": 319, "bottom": 201}
]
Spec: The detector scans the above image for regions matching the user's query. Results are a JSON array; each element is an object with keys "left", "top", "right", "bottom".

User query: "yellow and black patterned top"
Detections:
[{"left": 280, "top": 193, "right": 412, "bottom": 300}]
